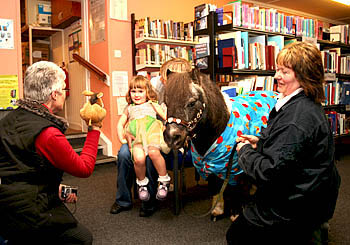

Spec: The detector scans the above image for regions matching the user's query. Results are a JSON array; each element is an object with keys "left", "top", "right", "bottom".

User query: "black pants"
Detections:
[
  {"left": 226, "top": 214, "right": 326, "bottom": 245},
  {"left": 7, "top": 223, "right": 92, "bottom": 245}
]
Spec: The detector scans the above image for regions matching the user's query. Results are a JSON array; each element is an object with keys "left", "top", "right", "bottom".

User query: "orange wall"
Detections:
[
  {"left": 128, "top": 0, "right": 228, "bottom": 22},
  {"left": 107, "top": 0, "right": 230, "bottom": 154},
  {"left": 88, "top": 0, "right": 114, "bottom": 147},
  {"left": 0, "top": 0, "right": 23, "bottom": 97}
]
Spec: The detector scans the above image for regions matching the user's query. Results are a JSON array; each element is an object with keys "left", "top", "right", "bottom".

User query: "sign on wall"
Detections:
[
  {"left": 0, "top": 75, "right": 18, "bottom": 110},
  {"left": 0, "top": 19, "right": 14, "bottom": 49},
  {"left": 89, "top": 0, "right": 105, "bottom": 44}
]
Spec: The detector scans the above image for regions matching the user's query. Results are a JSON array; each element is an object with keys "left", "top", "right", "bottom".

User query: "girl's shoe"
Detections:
[
  {"left": 156, "top": 182, "right": 168, "bottom": 200},
  {"left": 138, "top": 185, "right": 150, "bottom": 201}
]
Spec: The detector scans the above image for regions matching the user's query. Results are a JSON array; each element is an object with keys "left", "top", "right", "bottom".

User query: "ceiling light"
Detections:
[{"left": 331, "top": 0, "right": 350, "bottom": 6}]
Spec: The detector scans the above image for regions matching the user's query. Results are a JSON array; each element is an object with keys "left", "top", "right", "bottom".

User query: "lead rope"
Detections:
[{"left": 181, "top": 141, "right": 236, "bottom": 218}]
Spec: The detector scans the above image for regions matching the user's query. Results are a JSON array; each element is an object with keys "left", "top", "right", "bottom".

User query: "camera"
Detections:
[{"left": 61, "top": 185, "right": 78, "bottom": 199}]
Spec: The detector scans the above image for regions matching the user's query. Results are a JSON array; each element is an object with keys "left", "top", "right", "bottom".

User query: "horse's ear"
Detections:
[{"left": 166, "top": 69, "right": 173, "bottom": 78}]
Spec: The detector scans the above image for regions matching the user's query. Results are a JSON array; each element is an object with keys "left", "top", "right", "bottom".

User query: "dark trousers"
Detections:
[
  {"left": 114, "top": 144, "right": 158, "bottom": 210},
  {"left": 6, "top": 223, "right": 92, "bottom": 245},
  {"left": 226, "top": 214, "right": 327, "bottom": 245}
]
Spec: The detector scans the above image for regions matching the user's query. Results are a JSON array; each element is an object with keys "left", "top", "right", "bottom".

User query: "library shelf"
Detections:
[
  {"left": 216, "top": 68, "right": 276, "bottom": 76},
  {"left": 135, "top": 37, "right": 197, "bottom": 47}
]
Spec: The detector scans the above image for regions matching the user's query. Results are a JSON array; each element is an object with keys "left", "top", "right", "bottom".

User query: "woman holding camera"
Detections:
[{"left": 0, "top": 61, "right": 104, "bottom": 244}]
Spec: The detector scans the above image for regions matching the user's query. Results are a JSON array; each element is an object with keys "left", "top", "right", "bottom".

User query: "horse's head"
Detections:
[
  {"left": 164, "top": 69, "right": 229, "bottom": 154},
  {"left": 163, "top": 69, "right": 208, "bottom": 149}
]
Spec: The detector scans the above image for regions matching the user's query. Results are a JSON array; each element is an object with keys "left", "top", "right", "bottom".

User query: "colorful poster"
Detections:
[
  {"left": 0, "top": 19, "right": 14, "bottom": 49},
  {"left": 0, "top": 75, "right": 18, "bottom": 110}
]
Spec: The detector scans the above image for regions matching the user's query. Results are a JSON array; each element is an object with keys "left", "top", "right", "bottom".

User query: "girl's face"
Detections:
[
  {"left": 274, "top": 65, "right": 301, "bottom": 96},
  {"left": 130, "top": 87, "right": 147, "bottom": 105}
]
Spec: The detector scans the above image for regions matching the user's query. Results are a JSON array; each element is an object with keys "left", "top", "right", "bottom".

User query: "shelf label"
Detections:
[{"left": 324, "top": 73, "right": 336, "bottom": 81}]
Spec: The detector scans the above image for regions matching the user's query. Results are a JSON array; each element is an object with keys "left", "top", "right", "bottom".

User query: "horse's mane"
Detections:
[{"left": 165, "top": 70, "right": 230, "bottom": 152}]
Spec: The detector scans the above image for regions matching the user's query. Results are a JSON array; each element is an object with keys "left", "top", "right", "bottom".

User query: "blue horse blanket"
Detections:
[{"left": 191, "top": 91, "right": 278, "bottom": 185}]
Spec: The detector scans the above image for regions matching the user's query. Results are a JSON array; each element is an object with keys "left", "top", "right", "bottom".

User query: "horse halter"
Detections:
[{"left": 166, "top": 103, "right": 206, "bottom": 132}]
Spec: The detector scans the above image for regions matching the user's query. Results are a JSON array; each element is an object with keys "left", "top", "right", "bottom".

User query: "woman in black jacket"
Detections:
[
  {"left": 226, "top": 41, "right": 341, "bottom": 244},
  {"left": 0, "top": 61, "right": 104, "bottom": 244}
]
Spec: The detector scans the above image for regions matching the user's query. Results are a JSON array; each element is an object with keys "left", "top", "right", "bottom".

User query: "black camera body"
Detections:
[{"left": 61, "top": 185, "right": 78, "bottom": 199}]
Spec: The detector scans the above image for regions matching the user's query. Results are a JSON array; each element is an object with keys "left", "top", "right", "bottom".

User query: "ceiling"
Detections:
[{"left": 245, "top": 0, "right": 350, "bottom": 24}]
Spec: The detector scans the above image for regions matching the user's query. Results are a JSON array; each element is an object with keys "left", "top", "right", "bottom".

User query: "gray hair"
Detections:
[{"left": 23, "top": 61, "right": 66, "bottom": 103}]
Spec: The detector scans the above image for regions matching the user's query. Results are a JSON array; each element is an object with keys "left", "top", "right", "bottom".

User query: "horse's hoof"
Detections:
[{"left": 211, "top": 214, "right": 225, "bottom": 222}]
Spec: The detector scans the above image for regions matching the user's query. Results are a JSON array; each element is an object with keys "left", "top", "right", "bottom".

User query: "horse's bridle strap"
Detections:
[
  {"left": 167, "top": 117, "right": 190, "bottom": 128},
  {"left": 166, "top": 103, "right": 206, "bottom": 132}
]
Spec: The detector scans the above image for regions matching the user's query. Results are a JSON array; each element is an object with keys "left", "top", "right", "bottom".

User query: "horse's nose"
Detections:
[{"left": 164, "top": 125, "right": 185, "bottom": 149}]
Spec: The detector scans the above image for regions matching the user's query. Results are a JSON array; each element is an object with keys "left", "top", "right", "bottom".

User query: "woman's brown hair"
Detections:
[
  {"left": 276, "top": 41, "right": 325, "bottom": 104},
  {"left": 125, "top": 75, "right": 157, "bottom": 104},
  {"left": 160, "top": 58, "right": 192, "bottom": 83}
]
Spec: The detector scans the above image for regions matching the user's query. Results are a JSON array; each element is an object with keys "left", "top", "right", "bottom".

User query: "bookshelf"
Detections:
[
  {"left": 131, "top": 13, "right": 197, "bottom": 76},
  {"left": 193, "top": 10, "right": 297, "bottom": 92},
  {"left": 192, "top": 3, "right": 350, "bottom": 139}
]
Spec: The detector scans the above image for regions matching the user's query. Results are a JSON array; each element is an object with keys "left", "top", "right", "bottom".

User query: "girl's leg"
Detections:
[
  {"left": 148, "top": 146, "right": 166, "bottom": 176},
  {"left": 133, "top": 144, "right": 150, "bottom": 201},
  {"left": 148, "top": 146, "right": 170, "bottom": 200},
  {"left": 133, "top": 144, "right": 146, "bottom": 180}
]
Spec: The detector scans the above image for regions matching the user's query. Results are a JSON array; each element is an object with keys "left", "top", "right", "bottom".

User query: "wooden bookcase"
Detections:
[{"left": 131, "top": 13, "right": 197, "bottom": 76}]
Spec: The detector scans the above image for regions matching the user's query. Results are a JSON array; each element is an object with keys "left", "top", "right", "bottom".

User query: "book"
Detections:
[
  {"left": 241, "top": 32, "right": 249, "bottom": 69},
  {"left": 195, "top": 57, "right": 208, "bottom": 69},
  {"left": 340, "top": 82, "right": 350, "bottom": 105},
  {"left": 216, "top": 8, "right": 224, "bottom": 26},
  {"left": 222, "top": 46, "right": 236, "bottom": 68},
  {"left": 221, "top": 86, "right": 237, "bottom": 98},
  {"left": 195, "top": 43, "right": 209, "bottom": 59},
  {"left": 218, "top": 38, "right": 235, "bottom": 68}
]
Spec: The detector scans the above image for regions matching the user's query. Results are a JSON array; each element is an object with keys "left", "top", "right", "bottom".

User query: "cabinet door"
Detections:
[{"left": 51, "top": 0, "right": 81, "bottom": 29}]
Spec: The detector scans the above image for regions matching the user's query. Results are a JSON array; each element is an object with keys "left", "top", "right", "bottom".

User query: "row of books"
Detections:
[
  {"left": 135, "top": 44, "right": 193, "bottom": 67},
  {"left": 214, "top": 32, "right": 288, "bottom": 71},
  {"left": 330, "top": 25, "right": 350, "bottom": 45},
  {"left": 325, "top": 111, "right": 349, "bottom": 136},
  {"left": 135, "top": 17, "right": 195, "bottom": 42},
  {"left": 324, "top": 80, "right": 350, "bottom": 106},
  {"left": 194, "top": 3, "right": 217, "bottom": 30},
  {"left": 321, "top": 49, "right": 350, "bottom": 74},
  {"left": 220, "top": 75, "right": 276, "bottom": 96},
  {"left": 194, "top": 1, "right": 333, "bottom": 40}
]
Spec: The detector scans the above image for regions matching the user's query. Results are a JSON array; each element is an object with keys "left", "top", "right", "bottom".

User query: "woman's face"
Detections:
[
  {"left": 51, "top": 81, "right": 67, "bottom": 114},
  {"left": 130, "top": 87, "right": 147, "bottom": 105},
  {"left": 274, "top": 65, "right": 301, "bottom": 96}
]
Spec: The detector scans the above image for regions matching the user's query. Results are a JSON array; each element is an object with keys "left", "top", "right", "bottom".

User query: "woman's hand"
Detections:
[
  {"left": 124, "top": 131, "right": 135, "bottom": 151},
  {"left": 59, "top": 184, "right": 77, "bottom": 203},
  {"left": 236, "top": 135, "right": 259, "bottom": 152}
]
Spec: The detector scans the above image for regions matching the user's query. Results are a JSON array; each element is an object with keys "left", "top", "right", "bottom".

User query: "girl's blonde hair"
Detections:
[
  {"left": 125, "top": 75, "right": 157, "bottom": 104},
  {"left": 276, "top": 41, "right": 325, "bottom": 104}
]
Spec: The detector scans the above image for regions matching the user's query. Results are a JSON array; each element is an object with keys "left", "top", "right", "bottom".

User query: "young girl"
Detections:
[{"left": 117, "top": 75, "right": 171, "bottom": 201}]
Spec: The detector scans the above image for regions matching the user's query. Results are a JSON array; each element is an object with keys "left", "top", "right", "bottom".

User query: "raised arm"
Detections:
[
  {"left": 117, "top": 107, "right": 128, "bottom": 144},
  {"left": 150, "top": 101, "right": 167, "bottom": 121}
]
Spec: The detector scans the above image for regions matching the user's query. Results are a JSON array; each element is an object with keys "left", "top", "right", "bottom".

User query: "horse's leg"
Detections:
[
  {"left": 211, "top": 193, "right": 224, "bottom": 220},
  {"left": 207, "top": 174, "right": 225, "bottom": 221}
]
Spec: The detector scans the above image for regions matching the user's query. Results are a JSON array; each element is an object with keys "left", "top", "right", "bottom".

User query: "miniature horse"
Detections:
[{"left": 163, "top": 69, "right": 278, "bottom": 219}]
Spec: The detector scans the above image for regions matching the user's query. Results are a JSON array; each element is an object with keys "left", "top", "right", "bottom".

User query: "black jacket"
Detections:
[
  {"left": 0, "top": 99, "right": 76, "bottom": 238},
  {"left": 238, "top": 91, "right": 341, "bottom": 228}
]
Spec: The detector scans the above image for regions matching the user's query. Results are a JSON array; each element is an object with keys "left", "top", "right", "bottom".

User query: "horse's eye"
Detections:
[{"left": 188, "top": 101, "right": 196, "bottom": 107}]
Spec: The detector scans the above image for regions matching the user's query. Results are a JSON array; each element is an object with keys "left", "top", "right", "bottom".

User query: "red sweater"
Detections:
[{"left": 35, "top": 127, "right": 100, "bottom": 178}]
